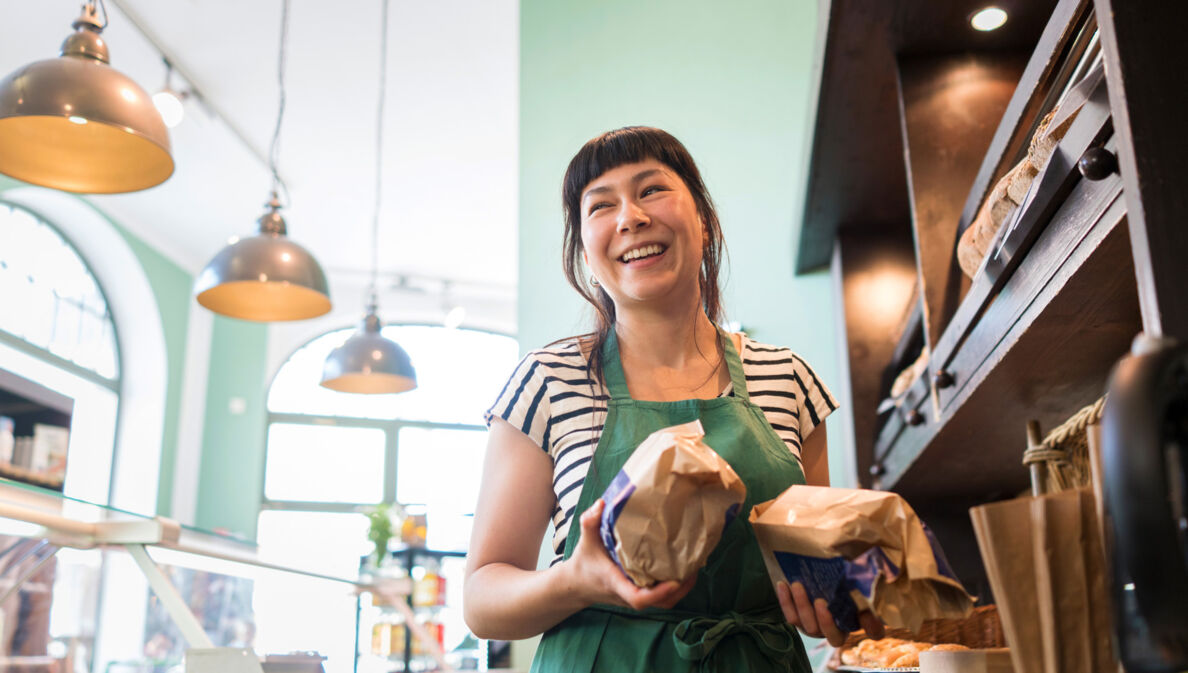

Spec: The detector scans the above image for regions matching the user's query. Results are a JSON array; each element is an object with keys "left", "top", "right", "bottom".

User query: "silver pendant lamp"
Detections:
[
  {"left": 193, "top": 0, "right": 331, "bottom": 322},
  {"left": 320, "top": 0, "right": 416, "bottom": 395},
  {"left": 0, "top": 1, "right": 173, "bottom": 193}
]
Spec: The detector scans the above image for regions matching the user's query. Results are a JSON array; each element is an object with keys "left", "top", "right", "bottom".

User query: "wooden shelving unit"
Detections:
[{"left": 798, "top": 0, "right": 1188, "bottom": 591}]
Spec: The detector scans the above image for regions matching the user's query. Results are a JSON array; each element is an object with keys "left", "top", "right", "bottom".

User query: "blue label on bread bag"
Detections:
[
  {"left": 599, "top": 469, "right": 636, "bottom": 573},
  {"left": 774, "top": 552, "right": 861, "bottom": 633},
  {"left": 773, "top": 546, "right": 898, "bottom": 633}
]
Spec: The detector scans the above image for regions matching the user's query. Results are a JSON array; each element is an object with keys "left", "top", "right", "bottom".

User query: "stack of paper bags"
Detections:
[{"left": 970, "top": 488, "right": 1115, "bottom": 673}]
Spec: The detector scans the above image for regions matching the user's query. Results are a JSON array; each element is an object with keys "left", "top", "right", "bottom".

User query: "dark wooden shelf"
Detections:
[
  {"left": 878, "top": 166, "right": 1138, "bottom": 499},
  {"left": 796, "top": 0, "right": 1059, "bottom": 273},
  {"left": 800, "top": 0, "right": 1188, "bottom": 608}
]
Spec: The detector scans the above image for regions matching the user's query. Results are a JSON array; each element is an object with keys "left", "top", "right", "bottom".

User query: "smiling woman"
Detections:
[{"left": 463, "top": 127, "right": 864, "bottom": 673}]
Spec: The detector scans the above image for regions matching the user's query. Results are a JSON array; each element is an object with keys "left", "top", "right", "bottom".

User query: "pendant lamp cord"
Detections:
[
  {"left": 369, "top": 0, "right": 390, "bottom": 308},
  {"left": 267, "top": 0, "right": 291, "bottom": 205}
]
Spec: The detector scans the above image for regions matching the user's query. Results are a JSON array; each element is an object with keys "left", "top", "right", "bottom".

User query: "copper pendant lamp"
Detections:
[
  {"left": 320, "top": 0, "right": 416, "bottom": 394},
  {"left": 193, "top": 0, "right": 330, "bottom": 322},
  {"left": 0, "top": 2, "right": 173, "bottom": 193},
  {"left": 194, "top": 194, "right": 331, "bottom": 321}
]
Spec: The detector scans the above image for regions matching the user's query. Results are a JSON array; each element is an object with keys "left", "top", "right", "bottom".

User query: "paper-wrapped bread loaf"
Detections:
[
  {"left": 599, "top": 420, "right": 746, "bottom": 587},
  {"left": 957, "top": 156, "right": 1041, "bottom": 278},
  {"left": 957, "top": 90, "right": 1084, "bottom": 281},
  {"left": 750, "top": 485, "right": 974, "bottom": 633}
]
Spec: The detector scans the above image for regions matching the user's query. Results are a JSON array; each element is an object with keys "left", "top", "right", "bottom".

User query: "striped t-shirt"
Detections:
[{"left": 484, "top": 333, "right": 837, "bottom": 566}]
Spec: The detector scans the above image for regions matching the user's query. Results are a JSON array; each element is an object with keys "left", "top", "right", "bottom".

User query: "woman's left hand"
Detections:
[{"left": 775, "top": 580, "right": 885, "bottom": 646}]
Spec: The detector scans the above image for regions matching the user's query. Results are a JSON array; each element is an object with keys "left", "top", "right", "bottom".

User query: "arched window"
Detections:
[
  {"left": 255, "top": 325, "right": 519, "bottom": 668},
  {"left": 0, "top": 201, "right": 120, "bottom": 498}
]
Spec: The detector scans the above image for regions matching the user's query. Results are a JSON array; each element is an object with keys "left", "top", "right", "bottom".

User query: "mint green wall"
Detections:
[
  {"left": 519, "top": 0, "right": 841, "bottom": 454},
  {"left": 193, "top": 316, "right": 269, "bottom": 539},
  {"left": 108, "top": 223, "right": 191, "bottom": 517},
  {"left": 0, "top": 176, "right": 192, "bottom": 517}
]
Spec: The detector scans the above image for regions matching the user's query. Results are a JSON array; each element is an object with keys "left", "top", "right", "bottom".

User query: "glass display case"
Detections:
[{"left": 0, "top": 478, "right": 456, "bottom": 673}]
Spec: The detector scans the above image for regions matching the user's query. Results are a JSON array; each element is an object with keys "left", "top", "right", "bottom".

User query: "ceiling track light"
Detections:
[
  {"left": 320, "top": 0, "right": 417, "bottom": 395},
  {"left": 0, "top": 0, "right": 174, "bottom": 193},
  {"left": 153, "top": 59, "right": 188, "bottom": 128},
  {"left": 443, "top": 305, "right": 467, "bottom": 330},
  {"left": 440, "top": 281, "right": 465, "bottom": 329},
  {"left": 193, "top": 0, "right": 330, "bottom": 322}
]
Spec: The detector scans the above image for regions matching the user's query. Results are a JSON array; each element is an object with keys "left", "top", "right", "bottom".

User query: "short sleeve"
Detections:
[
  {"left": 789, "top": 353, "right": 838, "bottom": 441},
  {"left": 484, "top": 351, "right": 552, "bottom": 452}
]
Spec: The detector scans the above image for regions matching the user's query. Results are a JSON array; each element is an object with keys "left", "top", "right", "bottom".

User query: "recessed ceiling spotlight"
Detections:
[{"left": 971, "top": 6, "right": 1008, "bottom": 31}]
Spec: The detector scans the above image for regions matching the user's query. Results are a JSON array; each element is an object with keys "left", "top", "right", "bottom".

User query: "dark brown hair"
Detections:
[{"left": 560, "top": 126, "right": 727, "bottom": 382}]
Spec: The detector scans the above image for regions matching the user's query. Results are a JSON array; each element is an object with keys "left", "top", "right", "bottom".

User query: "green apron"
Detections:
[{"left": 531, "top": 329, "right": 812, "bottom": 673}]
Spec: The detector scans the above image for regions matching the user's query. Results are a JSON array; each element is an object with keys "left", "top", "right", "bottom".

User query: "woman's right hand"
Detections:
[{"left": 565, "top": 499, "right": 698, "bottom": 611}]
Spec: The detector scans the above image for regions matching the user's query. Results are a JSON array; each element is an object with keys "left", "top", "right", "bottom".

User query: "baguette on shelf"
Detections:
[{"left": 956, "top": 90, "right": 1086, "bottom": 280}]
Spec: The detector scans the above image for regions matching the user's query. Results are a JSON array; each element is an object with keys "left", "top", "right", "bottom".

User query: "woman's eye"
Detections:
[
  {"left": 588, "top": 202, "right": 610, "bottom": 215},
  {"left": 641, "top": 185, "right": 666, "bottom": 197}
]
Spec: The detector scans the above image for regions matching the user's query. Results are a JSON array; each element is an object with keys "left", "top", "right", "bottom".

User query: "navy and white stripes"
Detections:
[{"left": 484, "top": 334, "right": 837, "bottom": 566}]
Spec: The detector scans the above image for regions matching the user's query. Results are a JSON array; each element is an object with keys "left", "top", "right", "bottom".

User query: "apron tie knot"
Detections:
[{"left": 673, "top": 610, "right": 798, "bottom": 670}]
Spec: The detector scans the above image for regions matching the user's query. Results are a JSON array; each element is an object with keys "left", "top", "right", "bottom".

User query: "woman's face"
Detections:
[{"left": 579, "top": 159, "right": 705, "bottom": 311}]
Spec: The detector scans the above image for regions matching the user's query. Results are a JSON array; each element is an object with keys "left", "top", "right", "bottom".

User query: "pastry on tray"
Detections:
[{"left": 835, "top": 638, "right": 969, "bottom": 669}]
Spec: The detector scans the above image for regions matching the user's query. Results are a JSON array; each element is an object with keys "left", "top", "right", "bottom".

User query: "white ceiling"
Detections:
[{"left": 3, "top": 0, "right": 519, "bottom": 324}]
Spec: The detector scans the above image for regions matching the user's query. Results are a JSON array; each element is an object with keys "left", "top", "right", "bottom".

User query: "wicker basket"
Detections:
[
  {"left": 827, "top": 605, "right": 1006, "bottom": 669},
  {"left": 1021, "top": 396, "right": 1106, "bottom": 494}
]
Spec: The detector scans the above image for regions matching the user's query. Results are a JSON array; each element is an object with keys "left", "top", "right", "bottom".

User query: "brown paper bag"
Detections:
[
  {"left": 750, "top": 486, "right": 974, "bottom": 633},
  {"left": 599, "top": 420, "right": 746, "bottom": 587},
  {"left": 970, "top": 498, "right": 1043, "bottom": 673},
  {"left": 970, "top": 489, "right": 1115, "bottom": 673}
]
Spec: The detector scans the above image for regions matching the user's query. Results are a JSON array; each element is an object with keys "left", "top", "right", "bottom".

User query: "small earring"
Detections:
[{"left": 590, "top": 276, "right": 600, "bottom": 287}]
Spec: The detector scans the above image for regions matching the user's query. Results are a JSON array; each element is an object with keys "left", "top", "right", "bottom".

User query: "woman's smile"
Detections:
[{"left": 618, "top": 242, "right": 668, "bottom": 266}]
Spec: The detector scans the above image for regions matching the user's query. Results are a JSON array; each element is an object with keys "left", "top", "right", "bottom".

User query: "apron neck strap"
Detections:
[
  {"left": 601, "top": 329, "right": 632, "bottom": 399},
  {"left": 720, "top": 328, "right": 750, "bottom": 402},
  {"left": 600, "top": 326, "right": 750, "bottom": 402}
]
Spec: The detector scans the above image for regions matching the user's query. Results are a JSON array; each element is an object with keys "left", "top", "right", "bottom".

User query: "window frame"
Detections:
[
  {"left": 260, "top": 412, "right": 485, "bottom": 514},
  {"left": 259, "top": 322, "right": 513, "bottom": 517},
  {"left": 0, "top": 200, "right": 122, "bottom": 393}
]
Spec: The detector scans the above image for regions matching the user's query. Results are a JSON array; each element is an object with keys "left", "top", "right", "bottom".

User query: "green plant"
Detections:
[{"left": 366, "top": 504, "right": 395, "bottom": 567}]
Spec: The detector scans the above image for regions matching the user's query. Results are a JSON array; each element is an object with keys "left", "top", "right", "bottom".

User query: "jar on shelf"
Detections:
[
  {"left": 401, "top": 505, "right": 428, "bottom": 547},
  {"left": 410, "top": 610, "right": 444, "bottom": 670},
  {"left": 411, "top": 558, "right": 446, "bottom": 607},
  {"left": 370, "top": 562, "right": 409, "bottom": 608}
]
